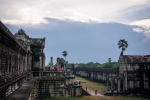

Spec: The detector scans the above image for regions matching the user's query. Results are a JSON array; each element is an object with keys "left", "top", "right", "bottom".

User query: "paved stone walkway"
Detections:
[
  {"left": 7, "top": 77, "right": 39, "bottom": 100},
  {"left": 82, "top": 87, "right": 103, "bottom": 96}
]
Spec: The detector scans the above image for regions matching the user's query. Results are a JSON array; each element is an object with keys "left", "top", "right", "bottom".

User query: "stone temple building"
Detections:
[
  {"left": 0, "top": 21, "right": 82, "bottom": 100},
  {"left": 104, "top": 52, "right": 150, "bottom": 94},
  {"left": 14, "top": 29, "right": 46, "bottom": 71},
  {"left": 75, "top": 51, "right": 150, "bottom": 95},
  {"left": 117, "top": 52, "right": 150, "bottom": 94}
]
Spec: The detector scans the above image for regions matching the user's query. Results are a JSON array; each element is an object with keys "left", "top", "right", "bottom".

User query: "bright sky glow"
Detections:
[{"left": 1, "top": 0, "right": 150, "bottom": 25}]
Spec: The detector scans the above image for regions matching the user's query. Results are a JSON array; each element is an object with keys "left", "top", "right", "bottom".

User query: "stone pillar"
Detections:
[
  {"left": 17, "top": 53, "right": 20, "bottom": 73},
  {"left": 39, "top": 56, "right": 42, "bottom": 70},
  {"left": 111, "top": 78, "right": 114, "bottom": 92},
  {"left": 37, "top": 60, "right": 39, "bottom": 70},
  {"left": 22, "top": 57, "right": 24, "bottom": 72},
  {"left": 11, "top": 84, "right": 13, "bottom": 92},
  {"left": 59, "top": 58, "right": 61, "bottom": 71},
  {"left": 107, "top": 78, "right": 109, "bottom": 89},
  {"left": 42, "top": 56, "right": 45, "bottom": 70},
  {"left": 23, "top": 57, "right": 25, "bottom": 71},
  {"left": 32, "top": 61, "right": 35, "bottom": 70},
  {"left": 21, "top": 57, "right": 23, "bottom": 72},
  {"left": 25, "top": 55, "right": 27, "bottom": 71},
  {"left": 33, "top": 61, "right": 35, "bottom": 70},
  {"left": 57, "top": 58, "right": 60, "bottom": 71},
  {"left": 124, "top": 72, "right": 127, "bottom": 91},
  {"left": 118, "top": 79, "right": 120, "bottom": 92},
  {"left": 50, "top": 57, "right": 53, "bottom": 70},
  {"left": 29, "top": 55, "right": 32, "bottom": 71},
  {"left": 13, "top": 83, "right": 15, "bottom": 91},
  {"left": 24, "top": 56, "right": 26, "bottom": 71},
  {"left": 20, "top": 57, "right": 22, "bottom": 72},
  {"left": 61, "top": 58, "right": 64, "bottom": 70},
  {"left": 7, "top": 55, "right": 9, "bottom": 74}
]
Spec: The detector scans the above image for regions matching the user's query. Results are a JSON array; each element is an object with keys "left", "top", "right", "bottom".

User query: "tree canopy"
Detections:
[
  {"left": 62, "top": 51, "right": 68, "bottom": 60},
  {"left": 79, "top": 61, "right": 118, "bottom": 68},
  {"left": 118, "top": 39, "right": 128, "bottom": 51}
]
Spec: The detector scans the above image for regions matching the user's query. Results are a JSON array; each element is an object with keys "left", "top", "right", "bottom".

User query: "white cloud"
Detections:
[
  {"left": 133, "top": 26, "right": 150, "bottom": 39},
  {"left": 133, "top": 27, "right": 144, "bottom": 33},
  {"left": 132, "top": 19, "right": 150, "bottom": 39},
  {"left": 142, "top": 27, "right": 150, "bottom": 39},
  {"left": 0, "top": 0, "right": 150, "bottom": 25},
  {"left": 131, "top": 19, "right": 150, "bottom": 27}
]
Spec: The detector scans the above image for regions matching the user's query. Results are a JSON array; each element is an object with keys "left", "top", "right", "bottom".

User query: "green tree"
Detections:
[
  {"left": 95, "top": 62, "right": 101, "bottom": 67},
  {"left": 78, "top": 62, "right": 118, "bottom": 68},
  {"left": 79, "top": 63, "right": 87, "bottom": 67},
  {"left": 87, "top": 62, "right": 95, "bottom": 67},
  {"left": 101, "top": 62, "right": 118, "bottom": 68},
  {"left": 62, "top": 51, "right": 68, "bottom": 60},
  {"left": 118, "top": 39, "right": 128, "bottom": 52}
]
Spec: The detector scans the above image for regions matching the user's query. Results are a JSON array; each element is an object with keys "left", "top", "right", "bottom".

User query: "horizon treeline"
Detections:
[
  {"left": 78, "top": 62, "right": 119, "bottom": 68},
  {"left": 47, "top": 61, "right": 119, "bottom": 68}
]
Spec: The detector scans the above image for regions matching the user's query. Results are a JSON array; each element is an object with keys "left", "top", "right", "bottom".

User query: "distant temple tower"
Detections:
[
  {"left": 56, "top": 58, "right": 65, "bottom": 71},
  {"left": 50, "top": 57, "right": 54, "bottom": 69},
  {"left": 56, "top": 58, "right": 61, "bottom": 70}
]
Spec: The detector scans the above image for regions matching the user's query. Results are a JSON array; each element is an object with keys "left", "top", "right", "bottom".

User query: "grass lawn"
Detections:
[
  {"left": 75, "top": 76, "right": 107, "bottom": 94},
  {"left": 42, "top": 76, "right": 150, "bottom": 100},
  {"left": 75, "top": 76, "right": 150, "bottom": 100}
]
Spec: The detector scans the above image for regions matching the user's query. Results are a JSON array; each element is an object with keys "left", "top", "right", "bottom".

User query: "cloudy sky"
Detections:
[{"left": 1, "top": 0, "right": 150, "bottom": 65}]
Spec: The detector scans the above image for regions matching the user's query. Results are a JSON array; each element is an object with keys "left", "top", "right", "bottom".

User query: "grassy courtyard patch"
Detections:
[{"left": 75, "top": 76, "right": 107, "bottom": 94}]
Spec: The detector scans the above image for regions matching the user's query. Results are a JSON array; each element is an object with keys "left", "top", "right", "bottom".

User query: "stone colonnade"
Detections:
[{"left": 75, "top": 68, "right": 117, "bottom": 84}]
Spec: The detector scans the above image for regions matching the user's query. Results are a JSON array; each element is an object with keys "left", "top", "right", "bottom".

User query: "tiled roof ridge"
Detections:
[
  {"left": 123, "top": 55, "right": 150, "bottom": 63},
  {"left": 123, "top": 55, "right": 150, "bottom": 56},
  {"left": 32, "top": 38, "right": 45, "bottom": 40}
]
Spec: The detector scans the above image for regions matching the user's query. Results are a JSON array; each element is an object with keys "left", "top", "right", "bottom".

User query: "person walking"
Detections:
[{"left": 95, "top": 88, "right": 98, "bottom": 95}]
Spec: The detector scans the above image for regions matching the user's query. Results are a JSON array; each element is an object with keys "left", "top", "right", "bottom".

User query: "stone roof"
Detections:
[
  {"left": 31, "top": 38, "right": 45, "bottom": 46},
  {"left": 123, "top": 55, "right": 150, "bottom": 63},
  {"left": 18, "top": 29, "right": 26, "bottom": 35},
  {"left": 0, "top": 21, "right": 27, "bottom": 52},
  {"left": 14, "top": 29, "right": 30, "bottom": 39}
]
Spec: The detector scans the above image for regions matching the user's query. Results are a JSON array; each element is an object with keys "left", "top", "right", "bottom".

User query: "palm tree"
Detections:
[
  {"left": 62, "top": 51, "right": 68, "bottom": 60},
  {"left": 118, "top": 39, "right": 128, "bottom": 52}
]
